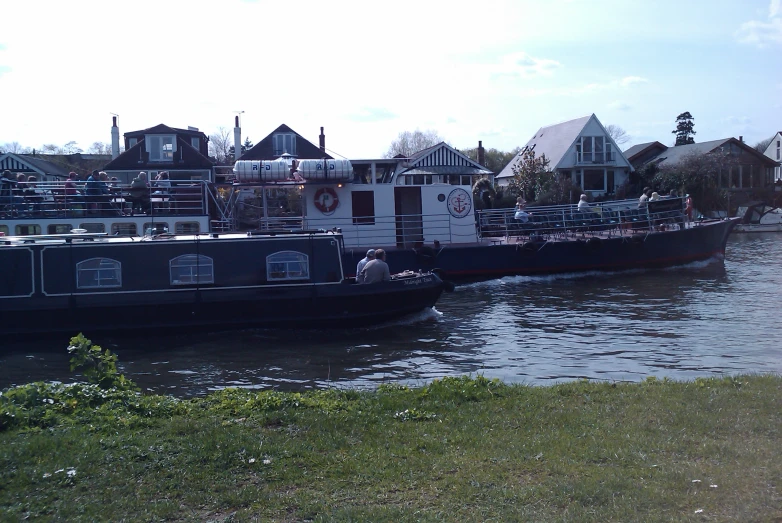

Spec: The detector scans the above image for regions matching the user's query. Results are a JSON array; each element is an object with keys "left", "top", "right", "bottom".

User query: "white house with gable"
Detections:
[
  {"left": 762, "top": 132, "right": 782, "bottom": 181},
  {"left": 496, "top": 114, "right": 634, "bottom": 196}
]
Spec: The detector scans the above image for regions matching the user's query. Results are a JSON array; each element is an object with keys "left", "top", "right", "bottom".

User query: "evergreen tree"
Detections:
[{"left": 672, "top": 112, "right": 696, "bottom": 146}]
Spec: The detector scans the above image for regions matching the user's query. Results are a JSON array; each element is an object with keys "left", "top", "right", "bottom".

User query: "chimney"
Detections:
[
  {"left": 233, "top": 115, "right": 242, "bottom": 162},
  {"left": 319, "top": 126, "right": 326, "bottom": 154},
  {"left": 111, "top": 116, "right": 120, "bottom": 159},
  {"left": 739, "top": 136, "right": 744, "bottom": 143},
  {"left": 478, "top": 140, "right": 485, "bottom": 166}
]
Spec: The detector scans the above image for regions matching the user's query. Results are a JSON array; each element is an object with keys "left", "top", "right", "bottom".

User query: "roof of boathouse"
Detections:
[{"left": 397, "top": 142, "right": 492, "bottom": 176}]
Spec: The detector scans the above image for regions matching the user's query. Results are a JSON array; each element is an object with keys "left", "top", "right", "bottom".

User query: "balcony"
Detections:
[{"left": 574, "top": 153, "right": 617, "bottom": 165}]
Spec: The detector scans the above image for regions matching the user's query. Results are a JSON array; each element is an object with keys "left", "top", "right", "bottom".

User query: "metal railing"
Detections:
[
  {"left": 476, "top": 198, "right": 688, "bottom": 241},
  {"left": 0, "top": 180, "right": 209, "bottom": 219}
]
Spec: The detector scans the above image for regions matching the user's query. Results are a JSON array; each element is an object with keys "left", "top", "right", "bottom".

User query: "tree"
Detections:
[
  {"left": 754, "top": 136, "right": 774, "bottom": 153},
  {"left": 229, "top": 137, "right": 254, "bottom": 161},
  {"left": 87, "top": 142, "right": 112, "bottom": 155},
  {"left": 62, "top": 141, "right": 82, "bottom": 154},
  {"left": 209, "top": 127, "right": 233, "bottom": 164},
  {"left": 460, "top": 146, "right": 521, "bottom": 174},
  {"left": 41, "top": 144, "right": 61, "bottom": 154},
  {"left": 672, "top": 112, "right": 696, "bottom": 146},
  {"left": 1, "top": 141, "right": 30, "bottom": 154},
  {"left": 653, "top": 150, "right": 736, "bottom": 214},
  {"left": 384, "top": 129, "right": 444, "bottom": 158},
  {"left": 605, "top": 124, "right": 629, "bottom": 145},
  {"left": 506, "top": 148, "right": 552, "bottom": 202}
]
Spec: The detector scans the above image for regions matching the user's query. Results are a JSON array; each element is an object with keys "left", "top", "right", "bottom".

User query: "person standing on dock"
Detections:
[{"left": 356, "top": 249, "right": 376, "bottom": 283}]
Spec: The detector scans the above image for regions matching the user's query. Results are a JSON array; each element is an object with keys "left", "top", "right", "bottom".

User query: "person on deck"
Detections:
[
  {"left": 359, "top": 249, "right": 391, "bottom": 284},
  {"left": 356, "top": 249, "right": 376, "bottom": 283},
  {"left": 638, "top": 187, "right": 651, "bottom": 209},
  {"left": 577, "top": 194, "right": 590, "bottom": 211},
  {"left": 128, "top": 172, "right": 151, "bottom": 215}
]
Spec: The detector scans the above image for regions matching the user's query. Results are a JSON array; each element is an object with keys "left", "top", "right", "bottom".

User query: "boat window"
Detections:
[
  {"left": 111, "top": 223, "right": 137, "bottom": 236},
  {"left": 48, "top": 224, "right": 72, "bottom": 234},
  {"left": 352, "top": 191, "right": 375, "bottom": 225},
  {"left": 175, "top": 222, "right": 200, "bottom": 234},
  {"left": 79, "top": 223, "right": 106, "bottom": 233},
  {"left": 76, "top": 258, "right": 122, "bottom": 289},
  {"left": 266, "top": 251, "right": 309, "bottom": 281},
  {"left": 170, "top": 254, "right": 214, "bottom": 285},
  {"left": 144, "top": 222, "right": 169, "bottom": 235},
  {"left": 0, "top": 225, "right": 8, "bottom": 236},
  {"left": 15, "top": 224, "right": 41, "bottom": 236}
]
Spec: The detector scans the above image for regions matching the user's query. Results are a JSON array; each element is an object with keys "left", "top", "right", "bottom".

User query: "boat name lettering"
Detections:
[{"left": 403, "top": 276, "right": 434, "bottom": 286}]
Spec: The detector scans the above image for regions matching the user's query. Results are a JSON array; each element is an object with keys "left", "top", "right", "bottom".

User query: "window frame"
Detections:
[
  {"left": 147, "top": 134, "right": 176, "bottom": 162},
  {"left": 266, "top": 250, "right": 310, "bottom": 281},
  {"left": 352, "top": 191, "right": 376, "bottom": 225},
  {"left": 169, "top": 254, "right": 214, "bottom": 286},
  {"left": 76, "top": 257, "right": 122, "bottom": 289}
]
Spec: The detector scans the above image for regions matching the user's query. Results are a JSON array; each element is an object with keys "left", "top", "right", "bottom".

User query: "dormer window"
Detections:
[
  {"left": 128, "top": 138, "right": 138, "bottom": 148},
  {"left": 191, "top": 137, "right": 199, "bottom": 149},
  {"left": 147, "top": 135, "right": 176, "bottom": 162},
  {"left": 273, "top": 133, "right": 297, "bottom": 156}
]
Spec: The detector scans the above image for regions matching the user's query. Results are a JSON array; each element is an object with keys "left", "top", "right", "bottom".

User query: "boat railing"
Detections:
[
  {"left": 476, "top": 197, "right": 688, "bottom": 241},
  {"left": 0, "top": 180, "right": 210, "bottom": 220},
  {"left": 305, "top": 212, "right": 460, "bottom": 248}
]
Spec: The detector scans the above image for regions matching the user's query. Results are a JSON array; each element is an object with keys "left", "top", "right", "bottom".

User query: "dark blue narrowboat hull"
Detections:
[
  {"left": 342, "top": 219, "right": 738, "bottom": 280},
  {"left": 0, "top": 233, "right": 445, "bottom": 338}
]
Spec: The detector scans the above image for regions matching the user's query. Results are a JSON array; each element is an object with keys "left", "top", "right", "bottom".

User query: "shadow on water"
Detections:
[{"left": 2, "top": 234, "right": 781, "bottom": 396}]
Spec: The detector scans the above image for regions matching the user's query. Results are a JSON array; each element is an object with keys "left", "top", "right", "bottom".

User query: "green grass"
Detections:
[{"left": 1, "top": 375, "right": 780, "bottom": 522}]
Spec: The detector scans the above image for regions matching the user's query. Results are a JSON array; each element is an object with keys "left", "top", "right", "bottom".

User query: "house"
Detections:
[
  {"left": 495, "top": 114, "right": 633, "bottom": 196},
  {"left": 625, "top": 138, "right": 779, "bottom": 190},
  {"left": 102, "top": 118, "right": 214, "bottom": 183},
  {"left": 239, "top": 124, "right": 331, "bottom": 161},
  {"left": 0, "top": 152, "right": 71, "bottom": 181},
  {"left": 761, "top": 132, "right": 782, "bottom": 181}
]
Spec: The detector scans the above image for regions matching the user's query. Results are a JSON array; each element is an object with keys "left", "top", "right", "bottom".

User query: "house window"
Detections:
[
  {"left": 777, "top": 148, "right": 780, "bottom": 160},
  {"left": 266, "top": 251, "right": 309, "bottom": 281},
  {"left": 170, "top": 254, "right": 214, "bottom": 285},
  {"left": 128, "top": 138, "right": 138, "bottom": 148},
  {"left": 583, "top": 169, "right": 605, "bottom": 191},
  {"left": 273, "top": 133, "right": 297, "bottom": 156},
  {"left": 605, "top": 143, "right": 613, "bottom": 162},
  {"left": 147, "top": 135, "right": 176, "bottom": 162},
  {"left": 76, "top": 258, "right": 122, "bottom": 289},
  {"left": 191, "top": 137, "right": 199, "bottom": 149},
  {"left": 593, "top": 136, "right": 604, "bottom": 163},
  {"left": 352, "top": 191, "right": 375, "bottom": 225},
  {"left": 607, "top": 170, "right": 615, "bottom": 193},
  {"left": 581, "top": 137, "right": 593, "bottom": 163}
]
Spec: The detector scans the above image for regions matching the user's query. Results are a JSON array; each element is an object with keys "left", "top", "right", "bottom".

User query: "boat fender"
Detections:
[{"left": 586, "top": 237, "right": 602, "bottom": 250}]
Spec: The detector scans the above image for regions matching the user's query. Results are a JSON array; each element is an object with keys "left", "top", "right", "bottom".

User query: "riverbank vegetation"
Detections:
[{"left": 1, "top": 336, "right": 780, "bottom": 521}]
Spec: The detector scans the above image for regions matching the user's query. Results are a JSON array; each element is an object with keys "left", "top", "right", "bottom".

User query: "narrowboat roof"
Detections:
[{"left": 0, "top": 230, "right": 343, "bottom": 246}]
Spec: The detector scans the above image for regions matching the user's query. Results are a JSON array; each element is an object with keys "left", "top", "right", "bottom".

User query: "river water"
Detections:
[{"left": 2, "top": 233, "right": 780, "bottom": 396}]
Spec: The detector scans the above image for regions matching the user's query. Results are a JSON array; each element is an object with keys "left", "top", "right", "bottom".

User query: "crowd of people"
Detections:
[{"left": 0, "top": 169, "right": 173, "bottom": 217}]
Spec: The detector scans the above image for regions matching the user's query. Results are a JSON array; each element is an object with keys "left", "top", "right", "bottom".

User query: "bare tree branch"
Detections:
[
  {"left": 605, "top": 125, "right": 629, "bottom": 145},
  {"left": 384, "top": 129, "right": 445, "bottom": 158}
]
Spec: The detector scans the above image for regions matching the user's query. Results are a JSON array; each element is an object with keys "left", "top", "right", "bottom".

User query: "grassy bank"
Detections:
[{"left": 1, "top": 369, "right": 780, "bottom": 522}]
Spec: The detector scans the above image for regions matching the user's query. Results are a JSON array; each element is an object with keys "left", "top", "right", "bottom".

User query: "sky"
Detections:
[{"left": 0, "top": 0, "right": 780, "bottom": 159}]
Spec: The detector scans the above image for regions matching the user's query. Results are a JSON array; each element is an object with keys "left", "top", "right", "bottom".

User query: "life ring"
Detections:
[{"left": 314, "top": 187, "right": 339, "bottom": 214}]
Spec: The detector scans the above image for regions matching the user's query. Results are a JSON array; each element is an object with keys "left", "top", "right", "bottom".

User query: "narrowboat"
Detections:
[{"left": 0, "top": 230, "right": 446, "bottom": 337}]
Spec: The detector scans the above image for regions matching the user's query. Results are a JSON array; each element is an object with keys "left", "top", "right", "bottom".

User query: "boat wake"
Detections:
[
  {"left": 457, "top": 256, "right": 725, "bottom": 290},
  {"left": 363, "top": 306, "right": 443, "bottom": 330}
]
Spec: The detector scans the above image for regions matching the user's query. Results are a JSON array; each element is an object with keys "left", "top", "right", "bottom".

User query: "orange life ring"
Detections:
[{"left": 314, "top": 187, "right": 339, "bottom": 214}]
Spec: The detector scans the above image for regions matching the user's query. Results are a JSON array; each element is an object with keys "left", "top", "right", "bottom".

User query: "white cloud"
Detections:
[
  {"left": 620, "top": 76, "right": 649, "bottom": 88},
  {"left": 608, "top": 101, "right": 632, "bottom": 111},
  {"left": 736, "top": 1, "right": 782, "bottom": 47},
  {"left": 494, "top": 52, "right": 561, "bottom": 77}
]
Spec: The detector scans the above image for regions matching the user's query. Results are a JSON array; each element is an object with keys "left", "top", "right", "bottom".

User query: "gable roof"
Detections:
[
  {"left": 124, "top": 123, "right": 206, "bottom": 139},
  {"left": 623, "top": 141, "right": 667, "bottom": 161},
  {"left": 649, "top": 138, "right": 779, "bottom": 168},
  {"left": 497, "top": 114, "right": 629, "bottom": 179},
  {"left": 398, "top": 142, "right": 491, "bottom": 175},
  {"left": 240, "top": 124, "right": 331, "bottom": 161},
  {"left": 103, "top": 135, "right": 214, "bottom": 170},
  {"left": 0, "top": 153, "right": 71, "bottom": 178}
]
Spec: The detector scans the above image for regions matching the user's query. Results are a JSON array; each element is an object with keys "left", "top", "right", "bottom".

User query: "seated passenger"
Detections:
[
  {"left": 359, "top": 248, "right": 391, "bottom": 284},
  {"left": 577, "top": 194, "right": 590, "bottom": 211},
  {"left": 127, "top": 172, "right": 151, "bottom": 215},
  {"left": 356, "top": 249, "right": 376, "bottom": 283}
]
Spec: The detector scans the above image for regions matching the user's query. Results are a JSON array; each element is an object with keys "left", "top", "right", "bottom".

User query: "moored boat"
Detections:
[
  {"left": 0, "top": 230, "right": 446, "bottom": 337},
  {"left": 733, "top": 203, "right": 782, "bottom": 233}
]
